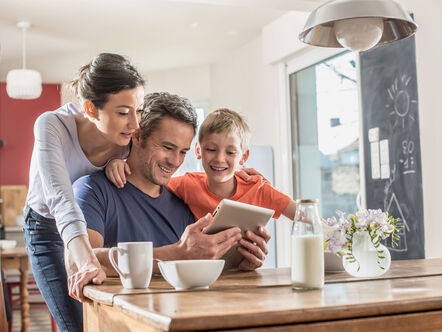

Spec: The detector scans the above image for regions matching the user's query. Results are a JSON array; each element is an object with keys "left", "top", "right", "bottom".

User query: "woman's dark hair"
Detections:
[{"left": 70, "top": 53, "right": 145, "bottom": 109}]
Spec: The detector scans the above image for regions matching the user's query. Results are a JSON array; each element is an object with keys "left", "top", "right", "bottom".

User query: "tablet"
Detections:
[{"left": 204, "top": 199, "right": 275, "bottom": 270}]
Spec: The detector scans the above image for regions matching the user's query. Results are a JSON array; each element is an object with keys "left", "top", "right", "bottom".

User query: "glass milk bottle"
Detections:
[{"left": 291, "top": 199, "right": 324, "bottom": 289}]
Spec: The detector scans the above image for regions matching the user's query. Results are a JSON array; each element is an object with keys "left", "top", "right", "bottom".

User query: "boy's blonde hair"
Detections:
[{"left": 198, "top": 108, "right": 251, "bottom": 151}]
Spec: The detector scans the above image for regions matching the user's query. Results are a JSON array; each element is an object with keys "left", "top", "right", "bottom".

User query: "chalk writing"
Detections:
[{"left": 399, "top": 139, "right": 416, "bottom": 175}]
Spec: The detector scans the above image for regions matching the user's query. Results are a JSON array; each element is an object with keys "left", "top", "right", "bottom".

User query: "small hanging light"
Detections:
[{"left": 6, "top": 21, "right": 42, "bottom": 100}]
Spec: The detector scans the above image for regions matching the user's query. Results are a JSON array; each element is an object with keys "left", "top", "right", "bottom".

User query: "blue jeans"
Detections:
[{"left": 23, "top": 208, "right": 83, "bottom": 332}]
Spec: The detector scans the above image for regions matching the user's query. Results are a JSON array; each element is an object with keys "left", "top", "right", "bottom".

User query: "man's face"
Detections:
[{"left": 135, "top": 116, "right": 194, "bottom": 187}]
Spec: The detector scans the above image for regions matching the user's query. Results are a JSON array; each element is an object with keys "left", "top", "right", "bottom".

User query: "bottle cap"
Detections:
[{"left": 295, "top": 198, "right": 319, "bottom": 204}]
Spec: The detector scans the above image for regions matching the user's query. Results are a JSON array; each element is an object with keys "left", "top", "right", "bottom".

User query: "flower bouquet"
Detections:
[{"left": 323, "top": 209, "right": 402, "bottom": 277}]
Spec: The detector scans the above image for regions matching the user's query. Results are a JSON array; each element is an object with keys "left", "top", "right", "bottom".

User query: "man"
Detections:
[{"left": 73, "top": 92, "right": 270, "bottom": 276}]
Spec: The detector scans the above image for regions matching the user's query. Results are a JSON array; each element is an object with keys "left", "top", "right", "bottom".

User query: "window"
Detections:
[{"left": 289, "top": 52, "right": 360, "bottom": 218}]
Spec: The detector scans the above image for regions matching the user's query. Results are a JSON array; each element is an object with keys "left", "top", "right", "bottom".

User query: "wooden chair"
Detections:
[
  {"left": 1, "top": 268, "right": 8, "bottom": 332},
  {"left": 6, "top": 278, "right": 57, "bottom": 332}
]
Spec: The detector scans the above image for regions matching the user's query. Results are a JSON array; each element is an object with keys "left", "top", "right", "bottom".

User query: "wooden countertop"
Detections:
[
  {"left": 84, "top": 258, "right": 442, "bottom": 331},
  {"left": 84, "top": 258, "right": 442, "bottom": 306},
  {"left": 113, "top": 275, "right": 442, "bottom": 331}
]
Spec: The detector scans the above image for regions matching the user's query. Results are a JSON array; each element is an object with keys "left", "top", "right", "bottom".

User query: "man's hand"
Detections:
[
  {"left": 177, "top": 213, "right": 242, "bottom": 259},
  {"left": 65, "top": 236, "right": 106, "bottom": 302},
  {"left": 237, "top": 226, "right": 271, "bottom": 271},
  {"left": 105, "top": 158, "right": 131, "bottom": 188}
]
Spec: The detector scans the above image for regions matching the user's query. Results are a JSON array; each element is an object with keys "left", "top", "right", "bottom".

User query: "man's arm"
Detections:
[
  {"left": 153, "top": 214, "right": 241, "bottom": 273},
  {"left": 88, "top": 214, "right": 242, "bottom": 275},
  {"left": 87, "top": 229, "right": 120, "bottom": 277}
]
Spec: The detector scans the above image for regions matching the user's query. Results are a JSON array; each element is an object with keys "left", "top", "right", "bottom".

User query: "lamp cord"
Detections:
[{"left": 21, "top": 25, "right": 27, "bottom": 69}]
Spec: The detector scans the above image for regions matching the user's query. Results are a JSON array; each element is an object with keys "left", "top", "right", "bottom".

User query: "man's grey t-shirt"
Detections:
[{"left": 73, "top": 172, "right": 194, "bottom": 248}]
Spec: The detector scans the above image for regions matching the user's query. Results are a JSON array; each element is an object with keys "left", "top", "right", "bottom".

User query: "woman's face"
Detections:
[{"left": 93, "top": 86, "right": 145, "bottom": 146}]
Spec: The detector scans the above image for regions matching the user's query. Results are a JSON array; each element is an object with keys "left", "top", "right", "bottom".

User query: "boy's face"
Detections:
[{"left": 196, "top": 130, "right": 249, "bottom": 184}]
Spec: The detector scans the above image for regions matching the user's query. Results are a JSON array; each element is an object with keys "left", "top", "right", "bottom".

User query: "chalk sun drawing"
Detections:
[{"left": 385, "top": 74, "right": 416, "bottom": 129}]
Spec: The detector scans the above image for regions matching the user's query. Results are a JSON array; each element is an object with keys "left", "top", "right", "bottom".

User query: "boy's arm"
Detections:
[
  {"left": 282, "top": 200, "right": 297, "bottom": 220},
  {"left": 105, "top": 158, "right": 131, "bottom": 189},
  {"left": 235, "top": 167, "right": 270, "bottom": 183},
  {"left": 259, "top": 181, "right": 292, "bottom": 219}
]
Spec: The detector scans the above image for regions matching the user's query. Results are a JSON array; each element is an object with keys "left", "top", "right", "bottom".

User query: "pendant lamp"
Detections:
[
  {"left": 6, "top": 21, "right": 42, "bottom": 100},
  {"left": 299, "top": 0, "right": 418, "bottom": 51}
]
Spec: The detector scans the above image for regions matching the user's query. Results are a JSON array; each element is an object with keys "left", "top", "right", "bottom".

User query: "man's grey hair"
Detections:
[{"left": 139, "top": 92, "right": 197, "bottom": 141}]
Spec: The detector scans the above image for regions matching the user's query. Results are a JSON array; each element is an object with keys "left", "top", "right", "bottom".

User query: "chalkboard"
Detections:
[{"left": 360, "top": 35, "right": 425, "bottom": 260}]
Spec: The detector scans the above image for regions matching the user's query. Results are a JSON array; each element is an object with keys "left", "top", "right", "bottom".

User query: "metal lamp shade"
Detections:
[{"left": 299, "top": 0, "right": 418, "bottom": 49}]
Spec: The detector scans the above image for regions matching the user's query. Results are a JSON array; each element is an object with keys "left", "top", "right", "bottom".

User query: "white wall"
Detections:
[
  {"left": 262, "top": 11, "right": 309, "bottom": 65},
  {"left": 144, "top": 64, "right": 211, "bottom": 103},
  {"left": 210, "top": 36, "right": 280, "bottom": 149},
  {"left": 61, "top": 64, "right": 211, "bottom": 108},
  {"left": 398, "top": 0, "right": 442, "bottom": 258}
]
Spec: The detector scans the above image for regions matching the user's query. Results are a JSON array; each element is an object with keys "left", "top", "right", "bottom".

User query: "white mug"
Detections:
[{"left": 108, "top": 241, "right": 153, "bottom": 289}]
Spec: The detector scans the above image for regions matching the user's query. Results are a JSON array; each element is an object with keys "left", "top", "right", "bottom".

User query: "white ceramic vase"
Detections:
[{"left": 342, "top": 231, "right": 391, "bottom": 277}]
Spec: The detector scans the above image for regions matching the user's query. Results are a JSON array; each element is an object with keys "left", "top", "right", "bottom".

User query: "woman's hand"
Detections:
[
  {"left": 65, "top": 236, "right": 106, "bottom": 302},
  {"left": 105, "top": 159, "right": 131, "bottom": 188}
]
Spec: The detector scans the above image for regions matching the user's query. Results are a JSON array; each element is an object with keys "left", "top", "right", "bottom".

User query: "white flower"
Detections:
[{"left": 327, "top": 229, "right": 347, "bottom": 254}]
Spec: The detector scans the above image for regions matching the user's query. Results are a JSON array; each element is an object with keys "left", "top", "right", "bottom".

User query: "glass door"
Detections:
[{"left": 289, "top": 52, "right": 360, "bottom": 218}]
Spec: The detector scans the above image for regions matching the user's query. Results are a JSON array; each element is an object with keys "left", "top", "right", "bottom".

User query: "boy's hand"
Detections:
[
  {"left": 105, "top": 159, "right": 131, "bottom": 188},
  {"left": 235, "top": 167, "right": 269, "bottom": 183},
  {"left": 237, "top": 226, "right": 271, "bottom": 271}
]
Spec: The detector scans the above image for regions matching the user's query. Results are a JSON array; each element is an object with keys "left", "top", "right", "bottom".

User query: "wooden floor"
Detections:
[{"left": 11, "top": 306, "right": 54, "bottom": 332}]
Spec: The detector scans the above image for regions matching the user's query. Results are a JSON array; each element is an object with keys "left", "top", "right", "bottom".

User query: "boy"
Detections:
[{"left": 166, "top": 108, "right": 296, "bottom": 221}]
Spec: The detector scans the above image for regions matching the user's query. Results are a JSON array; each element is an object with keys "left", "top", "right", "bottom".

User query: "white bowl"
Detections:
[
  {"left": 158, "top": 259, "right": 224, "bottom": 290},
  {"left": 324, "top": 251, "right": 345, "bottom": 272},
  {"left": 0, "top": 240, "right": 17, "bottom": 250}
]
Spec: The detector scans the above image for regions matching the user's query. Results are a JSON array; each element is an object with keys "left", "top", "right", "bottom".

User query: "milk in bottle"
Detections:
[{"left": 291, "top": 199, "right": 324, "bottom": 289}]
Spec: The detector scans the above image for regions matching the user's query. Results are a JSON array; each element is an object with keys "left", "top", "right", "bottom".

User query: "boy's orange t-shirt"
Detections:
[{"left": 167, "top": 172, "right": 291, "bottom": 220}]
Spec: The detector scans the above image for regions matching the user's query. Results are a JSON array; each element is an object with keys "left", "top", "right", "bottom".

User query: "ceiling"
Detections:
[{"left": 0, "top": 0, "right": 326, "bottom": 82}]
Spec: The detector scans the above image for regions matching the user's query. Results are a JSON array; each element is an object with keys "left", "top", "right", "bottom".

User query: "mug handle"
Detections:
[{"left": 109, "top": 247, "right": 125, "bottom": 278}]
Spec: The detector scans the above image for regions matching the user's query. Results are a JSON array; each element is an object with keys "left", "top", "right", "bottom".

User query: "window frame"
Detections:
[{"left": 275, "top": 47, "right": 366, "bottom": 267}]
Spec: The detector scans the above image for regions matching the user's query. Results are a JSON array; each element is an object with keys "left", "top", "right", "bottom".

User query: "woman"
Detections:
[{"left": 23, "top": 53, "right": 145, "bottom": 332}]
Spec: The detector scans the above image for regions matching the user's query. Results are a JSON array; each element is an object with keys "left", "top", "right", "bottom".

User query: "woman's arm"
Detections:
[
  {"left": 65, "top": 236, "right": 106, "bottom": 302},
  {"left": 33, "top": 113, "right": 105, "bottom": 301},
  {"left": 34, "top": 113, "right": 89, "bottom": 243}
]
